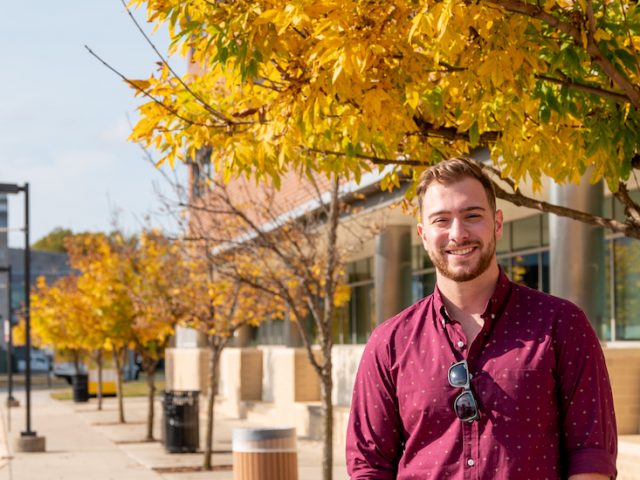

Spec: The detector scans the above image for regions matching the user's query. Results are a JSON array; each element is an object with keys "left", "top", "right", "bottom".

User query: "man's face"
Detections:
[{"left": 416, "top": 178, "right": 503, "bottom": 283}]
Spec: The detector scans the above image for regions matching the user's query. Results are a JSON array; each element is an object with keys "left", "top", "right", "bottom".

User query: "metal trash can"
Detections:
[
  {"left": 233, "top": 427, "right": 297, "bottom": 480},
  {"left": 71, "top": 373, "right": 89, "bottom": 403},
  {"left": 162, "top": 390, "right": 199, "bottom": 453}
]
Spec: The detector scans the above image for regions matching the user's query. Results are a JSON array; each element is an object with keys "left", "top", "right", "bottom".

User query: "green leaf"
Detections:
[
  {"left": 469, "top": 121, "right": 480, "bottom": 147},
  {"left": 539, "top": 104, "right": 551, "bottom": 123}
]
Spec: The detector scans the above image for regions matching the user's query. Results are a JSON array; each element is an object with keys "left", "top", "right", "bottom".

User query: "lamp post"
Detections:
[{"left": 0, "top": 182, "right": 44, "bottom": 451}]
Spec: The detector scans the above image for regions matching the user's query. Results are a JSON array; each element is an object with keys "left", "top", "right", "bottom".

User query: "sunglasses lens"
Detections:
[
  {"left": 448, "top": 362, "right": 468, "bottom": 387},
  {"left": 454, "top": 391, "right": 478, "bottom": 421}
]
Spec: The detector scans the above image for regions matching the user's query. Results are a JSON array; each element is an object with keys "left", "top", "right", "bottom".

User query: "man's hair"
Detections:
[{"left": 416, "top": 157, "right": 497, "bottom": 217}]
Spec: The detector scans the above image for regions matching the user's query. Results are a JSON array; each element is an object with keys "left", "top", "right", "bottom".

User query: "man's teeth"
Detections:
[{"left": 448, "top": 247, "right": 474, "bottom": 255}]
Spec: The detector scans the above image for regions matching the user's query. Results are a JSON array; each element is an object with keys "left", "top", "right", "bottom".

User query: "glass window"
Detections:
[
  {"left": 512, "top": 215, "right": 541, "bottom": 250},
  {"left": 613, "top": 237, "right": 640, "bottom": 340},
  {"left": 541, "top": 251, "right": 550, "bottom": 293},
  {"left": 497, "top": 256, "right": 511, "bottom": 278},
  {"left": 350, "top": 283, "right": 375, "bottom": 344},
  {"left": 348, "top": 257, "right": 373, "bottom": 282},
  {"left": 412, "top": 245, "right": 433, "bottom": 271},
  {"left": 333, "top": 304, "right": 350, "bottom": 345},
  {"left": 541, "top": 214, "right": 549, "bottom": 246},
  {"left": 412, "top": 271, "right": 437, "bottom": 302},
  {"left": 602, "top": 241, "right": 613, "bottom": 342},
  {"left": 511, "top": 253, "right": 540, "bottom": 290}
]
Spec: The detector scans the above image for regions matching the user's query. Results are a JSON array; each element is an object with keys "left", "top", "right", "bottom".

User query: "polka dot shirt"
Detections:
[{"left": 346, "top": 270, "right": 617, "bottom": 479}]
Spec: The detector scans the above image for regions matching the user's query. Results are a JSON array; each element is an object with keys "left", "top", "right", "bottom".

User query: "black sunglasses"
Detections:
[{"left": 448, "top": 360, "right": 480, "bottom": 422}]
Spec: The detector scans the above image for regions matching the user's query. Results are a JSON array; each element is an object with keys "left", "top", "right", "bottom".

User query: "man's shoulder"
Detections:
[
  {"left": 510, "top": 281, "right": 585, "bottom": 316},
  {"left": 367, "top": 295, "right": 434, "bottom": 343}
]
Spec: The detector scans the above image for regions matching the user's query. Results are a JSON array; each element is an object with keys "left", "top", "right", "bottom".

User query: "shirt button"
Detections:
[
  {"left": 467, "top": 459, "right": 475, "bottom": 467},
  {"left": 457, "top": 341, "right": 465, "bottom": 348}
]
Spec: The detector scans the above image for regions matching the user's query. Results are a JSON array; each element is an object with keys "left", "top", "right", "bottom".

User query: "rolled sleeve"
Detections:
[
  {"left": 567, "top": 447, "right": 617, "bottom": 478},
  {"left": 346, "top": 330, "right": 402, "bottom": 479},
  {"left": 554, "top": 306, "right": 617, "bottom": 478}
]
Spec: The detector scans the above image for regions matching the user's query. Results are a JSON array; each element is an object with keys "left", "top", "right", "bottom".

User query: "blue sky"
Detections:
[{"left": 0, "top": 1, "right": 186, "bottom": 247}]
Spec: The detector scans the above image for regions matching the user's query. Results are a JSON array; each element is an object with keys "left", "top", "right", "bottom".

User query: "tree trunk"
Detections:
[
  {"left": 112, "top": 347, "right": 126, "bottom": 423},
  {"left": 144, "top": 358, "right": 157, "bottom": 441},
  {"left": 96, "top": 349, "right": 103, "bottom": 411},
  {"left": 203, "top": 341, "right": 221, "bottom": 470},
  {"left": 320, "top": 173, "right": 339, "bottom": 480}
]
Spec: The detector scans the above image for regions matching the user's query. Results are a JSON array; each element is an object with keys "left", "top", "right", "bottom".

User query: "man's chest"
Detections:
[{"left": 392, "top": 319, "right": 558, "bottom": 434}]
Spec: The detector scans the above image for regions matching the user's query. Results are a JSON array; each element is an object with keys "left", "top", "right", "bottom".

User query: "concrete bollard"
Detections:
[{"left": 232, "top": 427, "right": 298, "bottom": 480}]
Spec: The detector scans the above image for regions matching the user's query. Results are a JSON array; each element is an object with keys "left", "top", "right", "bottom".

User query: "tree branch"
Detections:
[
  {"left": 120, "top": 0, "right": 236, "bottom": 126},
  {"left": 412, "top": 115, "right": 500, "bottom": 143},
  {"left": 484, "top": 172, "right": 640, "bottom": 240},
  {"left": 613, "top": 182, "right": 640, "bottom": 225},
  {"left": 535, "top": 74, "right": 629, "bottom": 103},
  {"left": 85, "top": 45, "right": 214, "bottom": 129},
  {"left": 481, "top": 0, "right": 640, "bottom": 108}
]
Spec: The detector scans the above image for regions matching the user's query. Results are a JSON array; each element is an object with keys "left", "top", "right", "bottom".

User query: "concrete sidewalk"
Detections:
[
  {"left": 0, "top": 389, "right": 347, "bottom": 480},
  {"left": 4, "top": 389, "right": 637, "bottom": 479}
]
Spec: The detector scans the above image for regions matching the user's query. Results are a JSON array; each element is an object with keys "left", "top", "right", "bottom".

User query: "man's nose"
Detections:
[{"left": 449, "top": 218, "right": 470, "bottom": 242}]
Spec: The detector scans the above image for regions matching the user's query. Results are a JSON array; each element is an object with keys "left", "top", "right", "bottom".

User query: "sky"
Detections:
[{"left": 0, "top": 2, "right": 187, "bottom": 247}]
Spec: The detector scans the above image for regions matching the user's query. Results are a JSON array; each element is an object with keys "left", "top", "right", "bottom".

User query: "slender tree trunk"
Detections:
[
  {"left": 203, "top": 340, "right": 221, "bottom": 470},
  {"left": 112, "top": 347, "right": 126, "bottom": 423},
  {"left": 144, "top": 357, "right": 157, "bottom": 441},
  {"left": 321, "top": 173, "right": 339, "bottom": 480},
  {"left": 96, "top": 349, "right": 103, "bottom": 411}
]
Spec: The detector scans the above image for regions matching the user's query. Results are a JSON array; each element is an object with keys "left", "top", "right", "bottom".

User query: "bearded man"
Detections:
[{"left": 346, "top": 157, "right": 617, "bottom": 479}]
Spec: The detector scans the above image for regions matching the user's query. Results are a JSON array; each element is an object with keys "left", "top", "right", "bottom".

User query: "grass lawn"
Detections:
[{"left": 50, "top": 376, "right": 166, "bottom": 401}]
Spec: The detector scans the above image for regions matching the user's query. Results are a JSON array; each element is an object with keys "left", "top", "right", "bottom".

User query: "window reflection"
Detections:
[{"left": 613, "top": 238, "right": 640, "bottom": 340}]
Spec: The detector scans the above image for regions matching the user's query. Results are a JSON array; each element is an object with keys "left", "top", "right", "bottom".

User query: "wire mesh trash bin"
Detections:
[
  {"left": 232, "top": 427, "right": 298, "bottom": 480},
  {"left": 162, "top": 390, "right": 200, "bottom": 453},
  {"left": 71, "top": 373, "right": 89, "bottom": 403}
]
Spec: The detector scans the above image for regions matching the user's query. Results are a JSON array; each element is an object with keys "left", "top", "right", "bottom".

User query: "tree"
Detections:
[
  {"left": 127, "top": 230, "right": 185, "bottom": 441},
  {"left": 182, "top": 173, "right": 360, "bottom": 480},
  {"left": 123, "top": 0, "right": 640, "bottom": 238},
  {"left": 26, "top": 275, "right": 91, "bottom": 372},
  {"left": 32, "top": 227, "right": 73, "bottom": 253},
  {"left": 66, "top": 233, "right": 136, "bottom": 423},
  {"left": 179, "top": 249, "right": 277, "bottom": 470}
]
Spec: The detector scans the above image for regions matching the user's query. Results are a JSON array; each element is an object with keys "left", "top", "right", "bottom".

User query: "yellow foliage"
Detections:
[{"left": 126, "top": 0, "right": 640, "bottom": 194}]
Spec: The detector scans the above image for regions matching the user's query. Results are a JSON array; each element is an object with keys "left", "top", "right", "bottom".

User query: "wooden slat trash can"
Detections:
[{"left": 232, "top": 427, "right": 298, "bottom": 480}]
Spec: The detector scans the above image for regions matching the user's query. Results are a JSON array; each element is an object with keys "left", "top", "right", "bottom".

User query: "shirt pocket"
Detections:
[{"left": 477, "top": 368, "right": 556, "bottom": 424}]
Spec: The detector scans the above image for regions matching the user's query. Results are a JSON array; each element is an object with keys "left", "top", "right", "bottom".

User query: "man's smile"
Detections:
[{"left": 445, "top": 245, "right": 478, "bottom": 256}]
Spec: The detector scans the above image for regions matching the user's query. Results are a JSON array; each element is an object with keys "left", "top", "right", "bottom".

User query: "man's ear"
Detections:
[
  {"left": 495, "top": 209, "right": 504, "bottom": 240},
  {"left": 417, "top": 223, "right": 425, "bottom": 240}
]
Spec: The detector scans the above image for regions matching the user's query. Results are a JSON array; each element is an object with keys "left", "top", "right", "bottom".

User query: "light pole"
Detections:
[{"left": 0, "top": 182, "right": 44, "bottom": 451}]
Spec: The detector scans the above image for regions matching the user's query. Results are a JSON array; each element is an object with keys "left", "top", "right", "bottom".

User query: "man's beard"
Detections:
[{"left": 427, "top": 234, "right": 496, "bottom": 282}]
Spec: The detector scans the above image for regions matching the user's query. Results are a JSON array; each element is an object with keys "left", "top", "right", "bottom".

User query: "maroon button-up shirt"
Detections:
[{"left": 346, "top": 270, "right": 617, "bottom": 479}]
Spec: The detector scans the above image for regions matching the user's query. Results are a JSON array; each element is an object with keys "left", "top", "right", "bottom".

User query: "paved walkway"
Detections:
[
  {"left": 0, "top": 389, "right": 347, "bottom": 480},
  {"left": 2, "top": 389, "right": 638, "bottom": 479}
]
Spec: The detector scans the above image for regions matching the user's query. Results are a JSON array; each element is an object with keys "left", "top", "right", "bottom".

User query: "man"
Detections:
[{"left": 346, "top": 157, "right": 617, "bottom": 479}]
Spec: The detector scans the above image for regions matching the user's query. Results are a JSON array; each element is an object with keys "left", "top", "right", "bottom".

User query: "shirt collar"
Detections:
[{"left": 433, "top": 267, "right": 512, "bottom": 328}]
